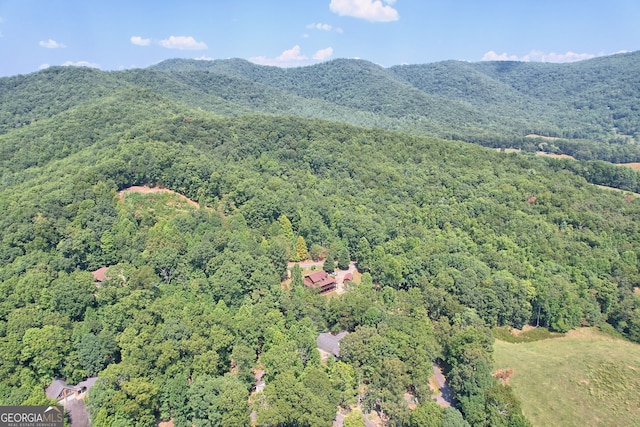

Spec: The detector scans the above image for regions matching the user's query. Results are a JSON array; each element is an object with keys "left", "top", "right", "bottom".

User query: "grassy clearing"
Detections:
[
  {"left": 494, "top": 328, "right": 640, "bottom": 427},
  {"left": 119, "top": 189, "right": 199, "bottom": 220}
]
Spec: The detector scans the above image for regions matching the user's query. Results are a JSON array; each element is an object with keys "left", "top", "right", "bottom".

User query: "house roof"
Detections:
[
  {"left": 305, "top": 270, "right": 328, "bottom": 283},
  {"left": 91, "top": 267, "right": 109, "bottom": 282},
  {"left": 45, "top": 377, "right": 98, "bottom": 400},
  {"left": 45, "top": 379, "right": 67, "bottom": 400},
  {"left": 76, "top": 377, "right": 98, "bottom": 392},
  {"left": 343, "top": 273, "right": 353, "bottom": 282},
  {"left": 304, "top": 270, "right": 337, "bottom": 291},
  {"left": 317, "top": 331, "right": 348, "bottom": 357}
]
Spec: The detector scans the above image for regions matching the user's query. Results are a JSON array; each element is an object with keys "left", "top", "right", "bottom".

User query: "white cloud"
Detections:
[
  {"left": 330, "top": 0, "right": 399, "bottom": 22},
  {"left": 482, "top": 49, "right": 597, "bottom": 63},
  {"left": 524, "top": 50, "right": 596, "bottom": 63},
  {"left": 39, "top": 63, "right": 50, "bottom": 70},
  {"left": 130, "top": 36, "right": 151, "bottom": 46},
  {"left": 307, "top": 23, "right": 333, "bottom": 31},
  {"left": 250, "top": 45, "right": 333, "bottom": 67},
  {"left": 277, "top": 45, "right": 307, "bottom": 62},
  {"left": 194, "top": 55, "right": 215, "bottom": 61},
  {"left": 481, "top": 51, "right": 519, "bottom": 61},
  {"left": 159, "top": 35, "right": 207, "bottom": 50},
  {"left": 313, "top": 47, "right": 334, "bottom": 61},
  {"left": 62, "top": 60, "right": 100, "bottom": 69},
  {"left": 39, "top": 39, "right": 66, "bottom": 49}
]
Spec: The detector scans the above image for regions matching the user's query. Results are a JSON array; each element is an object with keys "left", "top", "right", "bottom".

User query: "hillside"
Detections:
[
  {"left": 151, "top": 52, "right": 640, "bottom": 150},
  {"left": 2, "top": 52, "right": 640, "bottom": 161},
  {"left": 1, "top": 54, "right": 640, "bottom": 426}
]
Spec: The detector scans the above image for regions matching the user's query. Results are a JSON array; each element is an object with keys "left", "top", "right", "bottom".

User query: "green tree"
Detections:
[
  {"left": 409, "top": 401, "right": 445, "bottom": 427},
  {"left": 338, "top": 244, "right": 351, "bottom": 270},
  {"left": 356, "top": 237, "right": 372, "bottom": 272},
  {"left": 278, "top": 214, "right": 294, "bottom": 244},
  {"left": 309, "top": 244, "right": 324, "bottom": 262},
  {"left": 189, "top": 374, "right": 250, "bottom": 427},
  {"left": 20, "top": 325, "right": 71, "bottom": 378},
  {"left": 50, "top": 271, "right": 96, "bottom": 321},
  {"left": 295, "top": 236, "right": 309, "bottom": 261},
  {"left": 344, "top": 409, "right": 366, "bottom": 427},
  {"left": 77, "top": 333, "right": 109, "bottom": 376},
  {"left": 442, "top": 407, "right": 471, "bottom": 427},
  {"left": 323, "top": 253, "right": 335, "bottom": 274},
  {"left": 291, "top": 263, "right": 304, "bottom": 289}
]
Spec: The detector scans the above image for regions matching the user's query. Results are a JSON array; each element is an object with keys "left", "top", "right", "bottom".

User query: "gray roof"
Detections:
[
  {"left": 45, "top": 377, "right": 98, "bottom": 401},
  {"left": 46, "top": 379, "right": 67, "bottom": 400},
  {"left": 76, "top": 377, "right": 98, "bottom": 392},
  {"left": 317, "top": 331, "right": 348, "bottom": 357}
]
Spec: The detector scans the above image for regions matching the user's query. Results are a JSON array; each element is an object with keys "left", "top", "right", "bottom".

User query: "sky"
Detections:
[{"left": 1, "top": 0, "right": 639, "bottom": 77}]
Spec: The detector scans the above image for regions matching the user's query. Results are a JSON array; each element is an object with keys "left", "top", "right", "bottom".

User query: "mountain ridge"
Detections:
[{"left": 1, "top": 51, "right": 639, "bottom": 160}]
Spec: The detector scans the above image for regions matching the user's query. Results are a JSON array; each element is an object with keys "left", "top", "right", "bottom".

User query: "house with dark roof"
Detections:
[
  {"left": 304, "top": 270, "right": 337, "bottom": 293},
  {"left": 46, "top": 378, "right": 97, "bottom": 427},
  {"left": 46, "top": 377, "right": 97, "bottom": 403},
  {"left": 317, "top": 331, "right": 348, "bottom": 358}
]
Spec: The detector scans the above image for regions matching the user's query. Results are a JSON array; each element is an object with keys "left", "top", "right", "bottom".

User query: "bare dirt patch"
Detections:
[
  {"left": 495, "top": 148, "right": 522, "bottom": 154},
  {"left": 617, "top": 162, "right": 640, "bottom": 171},
  {"left": 493, "top": 368, "right": 513, "bottom": 385},
  {"left": 526, "top": 134, "right": 561, "bottom": 140},
  {"left": 535, "top": 151, "right": 576, "bottom": 160}
]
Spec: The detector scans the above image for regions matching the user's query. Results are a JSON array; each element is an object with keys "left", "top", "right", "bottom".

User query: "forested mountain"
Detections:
[
  {"left": 2, "top": 51, "right": 640, "bottom": 160},
  {"left": 150, "top": 52, "right": 640, "bottom": 151},
  {"left": 1, "top": 54, "right": 640, "bottom": 426}
]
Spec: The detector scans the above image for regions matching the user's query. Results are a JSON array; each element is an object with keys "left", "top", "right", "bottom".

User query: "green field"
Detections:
[{"left": 494, "top": 328, "right": 640, "bottom": 427}]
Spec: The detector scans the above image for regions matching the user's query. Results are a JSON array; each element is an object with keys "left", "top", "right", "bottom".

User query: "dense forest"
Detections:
[{"left": 1, "top": 54, "right": 640, "bottom": 426}]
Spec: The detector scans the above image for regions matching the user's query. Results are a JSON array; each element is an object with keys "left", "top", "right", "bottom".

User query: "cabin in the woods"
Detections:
[
  {"left": 304, "top": 270, "right": 337, "bottom": 293},
  {"left": 91, "top": 266, "right": 110, "bottom": 284},
  {"left": 46, "top": 377, "right": 98, "bottom": 403},
  {"left": 317, "top": 331, "right": 348, "bottom": 359}
]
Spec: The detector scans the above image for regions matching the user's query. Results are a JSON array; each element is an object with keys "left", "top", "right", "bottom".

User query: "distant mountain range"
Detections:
[{"left": 1, "top": 51, "right": 639, "bottom": 160}]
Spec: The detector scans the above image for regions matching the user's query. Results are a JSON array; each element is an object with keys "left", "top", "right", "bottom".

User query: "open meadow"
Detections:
[{"left": 494, "top": 328, "right": 640, "bottom": 427}]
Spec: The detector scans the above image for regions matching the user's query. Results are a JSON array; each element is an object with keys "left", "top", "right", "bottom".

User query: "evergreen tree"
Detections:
[
  {"left": 338, "top": 244, "right": 351, "bottom": 270},
  {"left": 291, "top": 263, "right": 304, "bottom": 288},
  {"left": 323, "top": 253, "right": 335, "bottom": 274},
  {"left": 356, "top": 237, "right": 372, "bottom": 272},
  {"left": 295, "top": 236, "right": 308, "bottom": 261},
  {"left": 278, "top": 214, "right": 294, "bottom": 245}
]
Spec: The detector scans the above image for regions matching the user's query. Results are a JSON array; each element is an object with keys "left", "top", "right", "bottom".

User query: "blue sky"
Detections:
[{"left": 1, "top": 0, "right": 639, "bottom": 77}]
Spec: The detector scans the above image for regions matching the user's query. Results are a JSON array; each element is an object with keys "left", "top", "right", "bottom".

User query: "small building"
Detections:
[
  {"left": 91, "top": 267, "right": 109, "bottom": 283},
  {"left": 317, "top": 331, "right": 348, "bottom": 358},
  {"left": 343, "top": 273, "right": 353, "bottom": 283},
  {"left": 304, "top": 270, "right": 337, "bottom": 293},
  {"left": 46, "top": 377, "right": 97, "bottom": 404}
]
